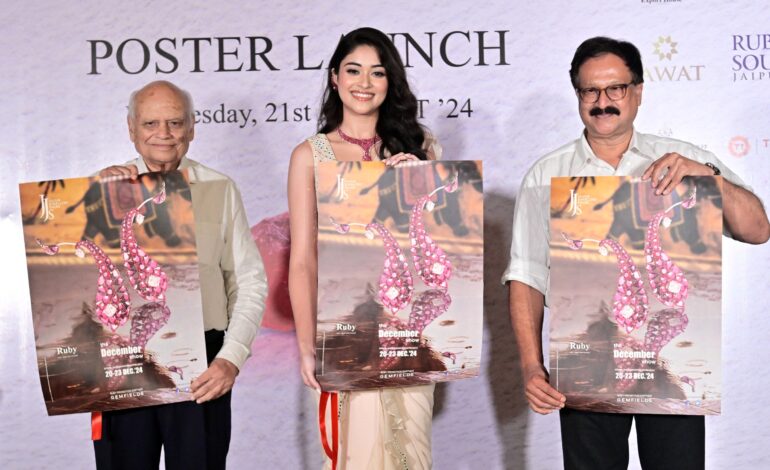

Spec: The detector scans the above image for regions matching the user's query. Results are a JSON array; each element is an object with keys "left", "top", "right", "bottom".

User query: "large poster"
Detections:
[
  {"left": 315, "top": 161, "right": 484, "bottom": 390},
  {"left": 19, "top": 171, "right": 208, "bottom": 415},
  {"left": 549, "top": 176, "right": 722, "bottom": 415}
]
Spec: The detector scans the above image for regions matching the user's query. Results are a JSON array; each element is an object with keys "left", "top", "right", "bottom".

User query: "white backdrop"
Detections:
[{"left": 1, "top": 1, "right": 769, "bottom": 469}]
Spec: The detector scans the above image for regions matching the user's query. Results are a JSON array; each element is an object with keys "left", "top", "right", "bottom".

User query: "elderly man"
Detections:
[
  {"left": 94, "top": 80, "right": 267, "bottom": 470},
  {"left": 503, "top": 37, "right": 770, "bottom": 469}
]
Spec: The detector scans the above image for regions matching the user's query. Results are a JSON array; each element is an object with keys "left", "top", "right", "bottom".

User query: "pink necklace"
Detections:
[{"left": 337, "top": 128, "right": 381, "bottom": 161}]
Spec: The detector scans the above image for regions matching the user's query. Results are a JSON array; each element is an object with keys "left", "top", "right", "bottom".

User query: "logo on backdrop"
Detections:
[
  {"left": 728, "top": 136, "right": 750, "bottom": 158},
  {"left": 731, "top": 34, "right": 770, "bottom": 82},
  {"left": 645, "top": 36, "right": 704, "bottom": 82},
  {"left": 86, "top": 31, "right": 511, "bottom": 75},
  {"left": 728, "top": 135, "right": 769, "bottom": 158},
  {"left": 653, "top": 36, "right": 678, "bottom": 60}
]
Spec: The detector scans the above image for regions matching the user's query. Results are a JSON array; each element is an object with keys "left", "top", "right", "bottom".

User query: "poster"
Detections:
[
  {"left": 549, "top": 176, "right": 722, "bottom": 415},
  {"left": 315, "top": 161, "right": 484, "bottom": 390},
  {"left": 19, "top": 171, "right": 208, "bottom": 415}
]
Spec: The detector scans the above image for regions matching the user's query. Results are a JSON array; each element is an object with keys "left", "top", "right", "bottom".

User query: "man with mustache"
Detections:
[
  {"left": 94, "top": 80, "right": 267, "bottom": 470},
  {"left": 503, "top": 37, "right": 769, "bottom": 469}
]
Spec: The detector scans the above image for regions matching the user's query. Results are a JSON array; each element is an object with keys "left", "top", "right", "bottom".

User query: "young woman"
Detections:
[{"left": 287, "top": 27, "right": 440, "bottom": 469}]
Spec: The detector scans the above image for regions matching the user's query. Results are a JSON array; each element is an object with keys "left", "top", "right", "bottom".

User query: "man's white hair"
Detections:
[{"left": 127, "top": 80, "right": 195, "bottom": 122}]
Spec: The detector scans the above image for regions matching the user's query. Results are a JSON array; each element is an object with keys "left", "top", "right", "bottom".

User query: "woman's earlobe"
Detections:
[{"left": 331, "top": 70, "right": 339, "bottom": 90}]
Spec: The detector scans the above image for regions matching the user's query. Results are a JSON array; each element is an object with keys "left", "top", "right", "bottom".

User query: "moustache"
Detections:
[{"left": 589, "top": 106, "right": 621, "bottom": 117}]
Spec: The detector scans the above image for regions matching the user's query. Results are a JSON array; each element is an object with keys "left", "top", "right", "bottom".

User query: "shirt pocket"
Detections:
[{"left": 194, "top": 222, "right": 223, "bottom": 269}]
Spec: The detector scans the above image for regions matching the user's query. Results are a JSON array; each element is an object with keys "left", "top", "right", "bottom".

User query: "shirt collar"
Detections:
[
  {"left": 135, "top": 156, "right": 191, "bottom": 174},
  {"left": 572, "top": 129, "right": 651, "bottom": 173}
]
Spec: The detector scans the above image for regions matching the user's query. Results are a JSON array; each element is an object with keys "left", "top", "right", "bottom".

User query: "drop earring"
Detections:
[
  {"left": 330, "top": 217, "right": 413, "bottom": 313},
  {"left": 36, "top": 238, "right": 131, "bottom": 331},
  {"left": 644, "top": 189, "right": 697, "bottom": 308},
  {"left": 562, "top": 233, "right": 649, "bottom": 333},
  {"left": 409, "top": 175, "right": 458, "bottom": 290},
  {"left": 121, "top": 181, "right": 169, "bottom": 302}
]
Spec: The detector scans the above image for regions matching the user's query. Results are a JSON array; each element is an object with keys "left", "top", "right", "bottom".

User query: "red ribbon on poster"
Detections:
[
  {"left": 319, "top": 391, "right": 339, "bottom": 470},
  {"left": 91, "top": 412, "right": 103, "bottom": 440}
]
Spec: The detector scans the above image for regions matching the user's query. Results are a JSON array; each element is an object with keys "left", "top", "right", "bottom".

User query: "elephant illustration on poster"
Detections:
[
  {"left": 592, "top": 178, "right": 722, "bottom": 254},
  {"left": 359, "top": 161, "right": 483, "bottom": 236},
  {"left": 65, "top": 173, "right": 191, "bottom": 248}
]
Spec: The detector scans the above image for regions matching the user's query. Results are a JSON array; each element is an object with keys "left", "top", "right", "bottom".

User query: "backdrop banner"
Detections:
[{"left": 3, "top": 1, "right": 769, "bottom": 468}]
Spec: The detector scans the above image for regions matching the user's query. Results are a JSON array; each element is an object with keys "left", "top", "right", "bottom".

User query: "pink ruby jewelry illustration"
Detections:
[
  {"left": 441, "top": 351, "right": 457, "bottom": 364},
  {"left": 121, "top": 182, "right": 169, "bottom": 302},
  {"left": 562, "top": 233, "right": 649, "bottom": 333},
  {"left": 408, "top": 289, "right": 452, "bottom": 334},
  {"left": 644, "top": 189, "right": 697, "bottom": 308},
  {"left": 679, "top": 375, "right": 697, "bottom": 393},
  {"left": 36, "top": 238, "right": 131, "bottom": 331},
  {"left": 643, "top": 308, "right": 689, "bottom": 355},
  {"left": 330, "top": 217, "right": 413, "bottom": 313},
  {"left": 168, "top": 365, "right": 184, "bottom": 381},
  {"left": 409, "top": 175, "right": 458, "bottom": 290},
  {"left": 129, "top": 301, "right": 171, "bottom": 348}
]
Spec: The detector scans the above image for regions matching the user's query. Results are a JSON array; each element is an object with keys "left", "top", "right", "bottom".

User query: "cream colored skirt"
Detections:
[{"left": 319, "top": 384, "right": 435, "bottom": 470}]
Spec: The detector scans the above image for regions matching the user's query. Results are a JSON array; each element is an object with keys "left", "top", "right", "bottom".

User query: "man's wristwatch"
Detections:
[{"left": 704, "top": 162, "right": 721, "bottom": 175}]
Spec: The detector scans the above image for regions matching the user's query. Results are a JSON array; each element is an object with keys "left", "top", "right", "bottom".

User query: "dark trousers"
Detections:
[
  {"left": 94, "top": 330, "right": 231, "bottom": 470},
  {"left": 560, "top": 408, "right": 705, "bottom": 470}
]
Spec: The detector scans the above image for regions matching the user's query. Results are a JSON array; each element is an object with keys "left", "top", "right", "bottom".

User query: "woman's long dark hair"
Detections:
[{"left": 318, "top": 27, "right": 428, "bottom": 160}]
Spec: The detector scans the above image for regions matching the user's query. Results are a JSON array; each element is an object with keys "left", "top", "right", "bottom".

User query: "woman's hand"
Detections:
[
  {"left": 301, "top": 350, "right": 322, "bottom": 391},
  {"left": 383, "top": 152, "right": 419, "bottom": 167}
]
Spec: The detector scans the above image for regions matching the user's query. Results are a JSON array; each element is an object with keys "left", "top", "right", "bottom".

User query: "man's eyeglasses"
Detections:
[{"left": 576, "top": 83, "right": 635, "bottom": 103}]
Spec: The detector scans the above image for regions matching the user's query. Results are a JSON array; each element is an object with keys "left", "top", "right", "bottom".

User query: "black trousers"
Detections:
[
  {"left": 560, "top": 408, "right": 705, "bottom": 470},
  {"left": 94, "top": 330, "right": 231, "bottom": 470}
]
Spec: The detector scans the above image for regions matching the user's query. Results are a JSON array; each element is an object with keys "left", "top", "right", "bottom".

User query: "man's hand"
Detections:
[
  {"left": 99, "top": 164, "right": 138, "bottom": 180},
  {"left": 524, "top": 364, "right": 566, "bottom": 414},
  {"left": 641, "top": 153, "right": 713, "bottom": 196},
  {"left": 191, "top": 358, "right": 239, "bottom": 404}
]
